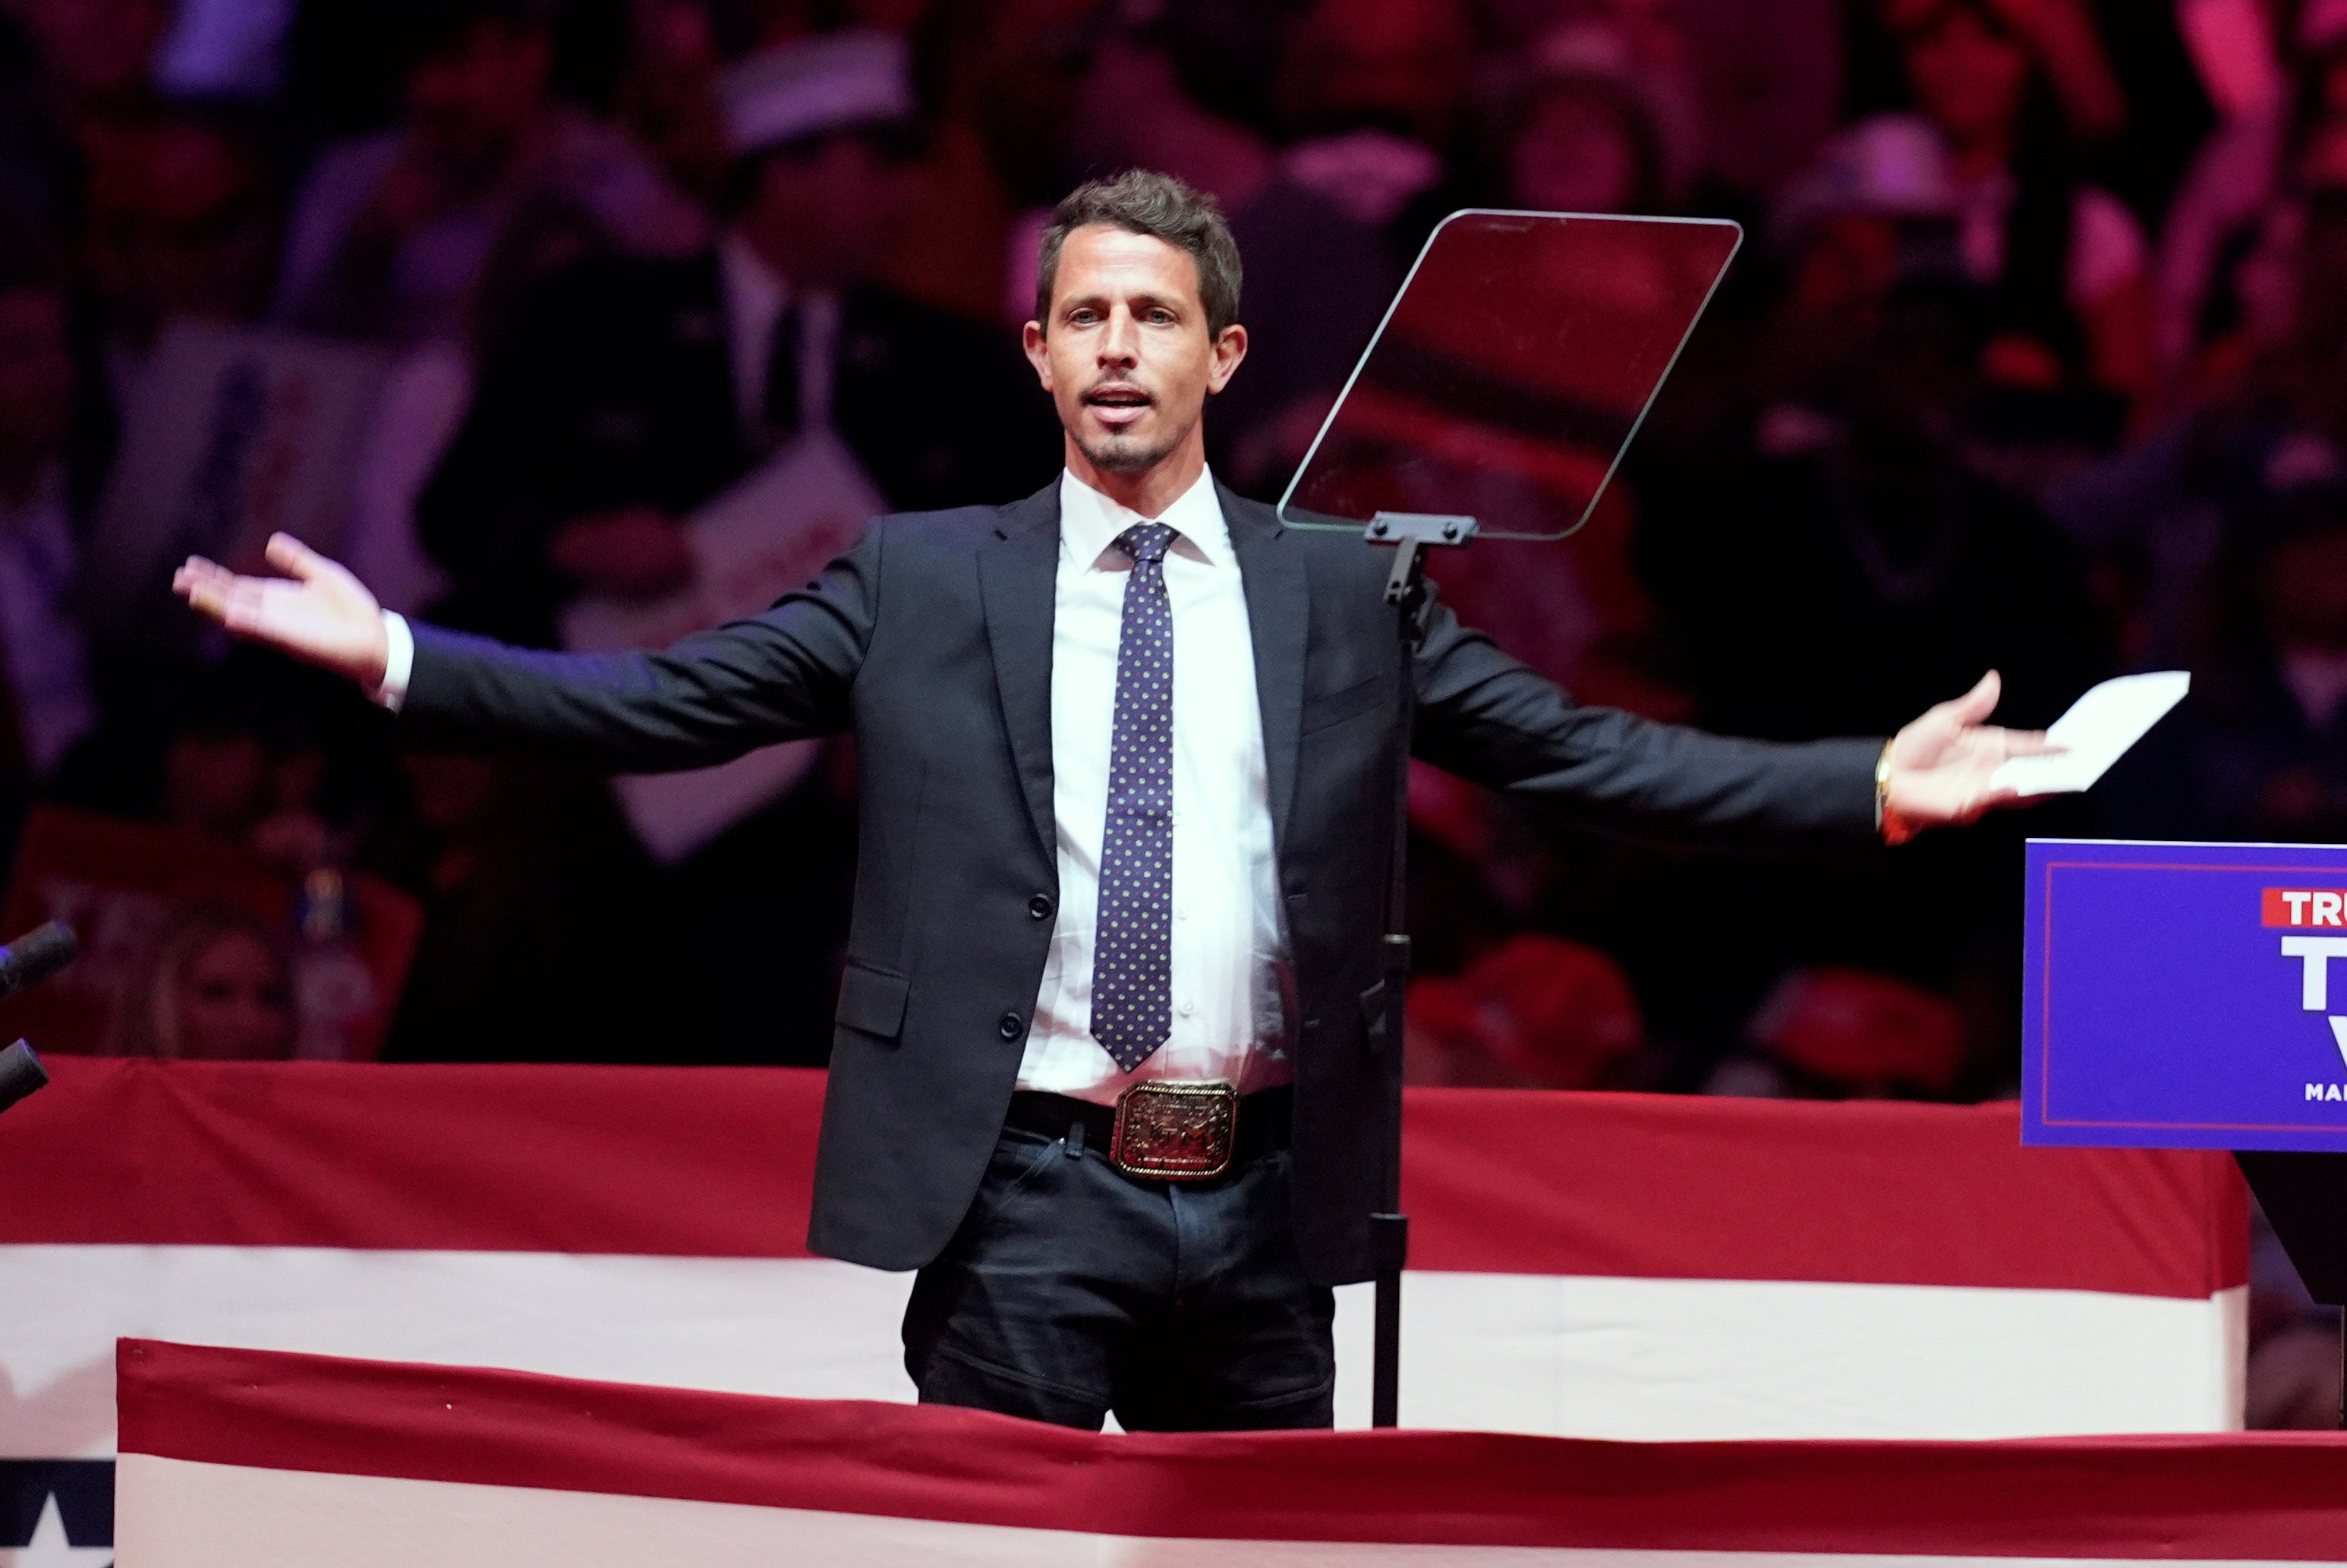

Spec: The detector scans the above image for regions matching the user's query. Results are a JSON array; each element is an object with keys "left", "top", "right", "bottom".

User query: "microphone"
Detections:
[
  {"left": 0, "top": 921, "right": 77, "bottom": 1002},
  {"left": 0, "top": 1040, "right": 43, "bottom": 1115}
]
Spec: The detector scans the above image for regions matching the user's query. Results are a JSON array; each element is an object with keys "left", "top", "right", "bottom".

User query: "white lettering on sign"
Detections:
[
  {"left": 2314, "top": 1083, "right": 2347, "bottom": 1101},
  {"left": 2281, "top": 936, "right": 2347, "bottom": 1009},
  {"left": 2287, "top": 891, "right": 2314, "bottom": 923}
]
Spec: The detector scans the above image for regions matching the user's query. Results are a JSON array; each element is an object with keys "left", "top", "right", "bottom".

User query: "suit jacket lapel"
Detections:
[
  {"left": 1221, "top": 483, "right": 1308, "bottom": 849},
  {"left": 979, "top": 482, "right": 1063, "bottom": 867}
]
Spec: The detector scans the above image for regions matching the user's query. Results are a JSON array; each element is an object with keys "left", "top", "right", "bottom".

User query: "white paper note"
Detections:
[{"left": 1989, "top": 670, "right": 2189, "bottom": 797}]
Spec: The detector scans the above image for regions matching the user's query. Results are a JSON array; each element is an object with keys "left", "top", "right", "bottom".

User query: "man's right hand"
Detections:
[{"left": 175, "top": 533, "right": 391, "bottom": 689}]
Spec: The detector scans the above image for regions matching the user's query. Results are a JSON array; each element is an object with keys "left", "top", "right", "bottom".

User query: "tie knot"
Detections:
[{"left": 1117, "top": 523, "right": 1178, "bottom": 565}]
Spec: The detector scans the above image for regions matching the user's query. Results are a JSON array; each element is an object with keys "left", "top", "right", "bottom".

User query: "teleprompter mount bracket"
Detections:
[{"left": 1365, "top": 512, "right": 1479, "bottom": 605}]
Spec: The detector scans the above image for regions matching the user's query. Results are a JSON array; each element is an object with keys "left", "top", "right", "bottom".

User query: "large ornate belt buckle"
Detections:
[{"left": 1110, "top": 1080, "right": 1240, "bottom": 1181}]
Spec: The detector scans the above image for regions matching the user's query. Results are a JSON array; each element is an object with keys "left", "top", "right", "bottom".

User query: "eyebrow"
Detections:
[{"left": 1060, "top": 292, "right": 1188, "bottom": 317}]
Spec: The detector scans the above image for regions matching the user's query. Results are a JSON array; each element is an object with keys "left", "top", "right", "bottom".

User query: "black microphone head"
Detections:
[
  {"left": 0, "top": 1039, "right": 46, "bottom": 1115},
  {"left": 0, "top": 922, "right": 77, "bottom": 998}
]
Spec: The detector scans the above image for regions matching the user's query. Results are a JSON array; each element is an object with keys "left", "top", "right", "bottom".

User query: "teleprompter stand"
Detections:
[
  {"left": 2232, "top": 1151, "right": 2347, "bottom": 1428},
  {"left": 1363, "top": 512, "right": 1479, "bottom": 1429}
]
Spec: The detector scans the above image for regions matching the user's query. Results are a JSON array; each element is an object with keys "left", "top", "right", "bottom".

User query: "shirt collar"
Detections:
[{"left": 1058, "top": 464, "right": 1230, "bottom": 571}]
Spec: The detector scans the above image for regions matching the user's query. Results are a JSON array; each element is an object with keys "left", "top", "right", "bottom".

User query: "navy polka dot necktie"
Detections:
[{"left": 1092, "top": 521, "right": 1179, "bottom": 1072}]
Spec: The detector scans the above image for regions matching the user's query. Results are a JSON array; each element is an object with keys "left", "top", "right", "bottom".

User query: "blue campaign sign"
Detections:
[{"left": 2024, "top": 838, "right": 2347, "bottom": 1151}]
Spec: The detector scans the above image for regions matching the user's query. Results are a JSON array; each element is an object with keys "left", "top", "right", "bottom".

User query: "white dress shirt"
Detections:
[
  {"left": 1018, "top": 468, "right": 1291, "bottom": 1104},
  {"left": 373, "top": 465, "right": 1295, "bottom": 1104}
]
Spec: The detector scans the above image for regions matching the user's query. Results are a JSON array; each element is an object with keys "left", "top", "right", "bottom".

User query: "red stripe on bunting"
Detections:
[
  {"left": 1403, "top": 1088, "right": 2248, "bottom": 1296},
  {"left": 0, "top": 1060, "right": 2242, "bottom": 1296},
  {"left": 118, "top": 1339, "right": 2347, "bottom": 1557},
  {"left": 0, "top": 1057, "right": 821, "bottom": 1257}
]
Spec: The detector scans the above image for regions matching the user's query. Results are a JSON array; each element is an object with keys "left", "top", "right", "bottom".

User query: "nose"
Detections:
[{"left": 1098, "top": 305, "right": 1140, "bottom": 368}]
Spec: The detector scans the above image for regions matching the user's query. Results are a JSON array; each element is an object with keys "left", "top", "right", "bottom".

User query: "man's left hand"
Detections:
[{"left": 1882, "top": 671, "right": 2057, "bottom": 843}]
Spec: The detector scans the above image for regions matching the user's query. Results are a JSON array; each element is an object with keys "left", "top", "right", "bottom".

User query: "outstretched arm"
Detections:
[
  {"left": 1412, "top": 598, "right": 2050, "bottom": 844},
  {"left": 175, "top": 531, "right": 874, "bottom": 770}
]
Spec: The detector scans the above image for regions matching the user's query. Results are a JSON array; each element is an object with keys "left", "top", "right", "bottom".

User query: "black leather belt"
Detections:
[{"left": 1007, "top": 1083, "right": 1292, "bottom": 1180}]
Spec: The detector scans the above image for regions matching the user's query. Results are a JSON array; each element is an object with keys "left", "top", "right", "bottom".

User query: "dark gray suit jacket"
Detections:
[{"left": 403, "top": 480, "right": 1882, "bottom": 1283}]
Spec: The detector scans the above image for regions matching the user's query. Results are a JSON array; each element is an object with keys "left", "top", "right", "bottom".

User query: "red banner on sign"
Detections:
[{"left": 2261, "top": 887, "right": 2347, "bottom": 927}]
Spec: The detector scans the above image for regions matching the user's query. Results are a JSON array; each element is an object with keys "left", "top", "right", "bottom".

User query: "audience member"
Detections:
[
  {"left": 109, "top": 899, "right": 299, "bottom": 1060},
  {"left": 417, "top": 27, "right": 1054, "bottom": 641},
  {"left": 0, "top": 0, "right": 172, "bottom": 231},
  {"left": 80, "top": 103, "right": 279, "bottom": 376},
  {"left": 0, "top": 237, "right": 96, "bottom": 804},
  {"left": 1832, "top": 0, "right": 2155, "bottom": 426},
  {"left": 1488, "top": 30, "right": 1678, "bottom": 217},
  {"left": 2141, "top": 482, "right": 2347, "bottom": 842},
  {"left": 2051, "top": 185, "right": 2347, "bottom": 670},
  {"left": 273, "top": 0, "right": 703, "bottom": 348},
  {"left": 2156, "top": 0, "right": 2347, "bottom": 384},
  {"left": 610, "top": 0, "right": 734, "bottom": 204}
]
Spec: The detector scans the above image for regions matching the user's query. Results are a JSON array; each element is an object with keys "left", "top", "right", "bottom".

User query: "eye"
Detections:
[
  {"left": 1067, "top": 307, "right": 1100, "bottom": 327},
  {"left": 1145, "top": 308, "right": 1176, "bottom": 326}
]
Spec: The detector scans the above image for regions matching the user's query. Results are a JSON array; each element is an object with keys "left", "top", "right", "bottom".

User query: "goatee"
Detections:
[{"left": 1074, "top": 417, "right": 1194, "bottom": 475}]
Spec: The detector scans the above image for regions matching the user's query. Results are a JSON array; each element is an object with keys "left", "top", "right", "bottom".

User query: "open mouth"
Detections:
[{"left": 1082, "top": 383, "right": 1153, "bottom": 429}]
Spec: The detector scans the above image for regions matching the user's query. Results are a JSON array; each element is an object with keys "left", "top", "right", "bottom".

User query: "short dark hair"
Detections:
[{"left": 1034, "top": 169, "right": 1243, "bottom": 336}]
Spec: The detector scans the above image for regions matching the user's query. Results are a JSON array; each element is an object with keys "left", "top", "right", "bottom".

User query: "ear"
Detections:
[
  {"left": 1205, "top": 323, "right": 1248, "bottom": 395},
  {"left": 1022, "top": 320, "right": 1054, "bottom": 393}
]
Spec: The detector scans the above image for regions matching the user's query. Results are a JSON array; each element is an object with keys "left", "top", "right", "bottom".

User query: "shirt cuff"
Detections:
[{"left": 370, "top": 612, "right": 414, "bottom": 712}]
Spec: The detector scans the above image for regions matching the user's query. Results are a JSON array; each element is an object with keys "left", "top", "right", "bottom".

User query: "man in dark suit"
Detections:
[{"left": 178, "top": 171, "right": 2044, "bottom": 1433}]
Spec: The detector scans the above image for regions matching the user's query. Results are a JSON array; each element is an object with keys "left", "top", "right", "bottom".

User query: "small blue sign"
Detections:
[{"left": 2024, "top": 838, "right": 2347, "bottom": 1151}]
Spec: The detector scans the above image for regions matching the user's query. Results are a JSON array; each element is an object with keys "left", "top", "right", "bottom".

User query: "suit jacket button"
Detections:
[
  {"left": 1029, "top": 893, "right": 1054, "bottom": 920},
  {"left": 999, "top": 1012, "right": 1024, "bottom": 1039}
]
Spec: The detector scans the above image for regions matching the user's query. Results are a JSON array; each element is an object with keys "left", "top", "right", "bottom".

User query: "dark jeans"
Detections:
[{"left": 902, "top": 1125, "right": 1337, "bottom": 1431}]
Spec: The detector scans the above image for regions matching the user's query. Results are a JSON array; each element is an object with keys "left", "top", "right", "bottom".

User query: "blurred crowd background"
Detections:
[{"left": 0, "top": 0, "right": 2339, "bottom": 1418}]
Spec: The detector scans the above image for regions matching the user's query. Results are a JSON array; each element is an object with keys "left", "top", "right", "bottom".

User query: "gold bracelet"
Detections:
[{"left": 1876, "top": 738, "right": 1909, "bottom": 845}]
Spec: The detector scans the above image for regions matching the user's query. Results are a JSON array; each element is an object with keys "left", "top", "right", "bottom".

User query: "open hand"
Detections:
[
  {"left": 1882, "top": 671, "right": 2057, "bottom": 842},
  {"left": 173, "top": 533, "right": 391, "bottom": 689}
]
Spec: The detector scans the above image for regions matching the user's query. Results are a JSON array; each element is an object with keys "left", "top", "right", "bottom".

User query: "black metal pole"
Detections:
[
  {"left": 1369, "top": 535, "right": 1428, "bottom": 1429},
  {"left": 0, "top": 1039, "right": 46, "bottom": 1116}
]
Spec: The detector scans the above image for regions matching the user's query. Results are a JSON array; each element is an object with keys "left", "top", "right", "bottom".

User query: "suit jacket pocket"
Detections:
[
  {"left": 1300, "top": 675, "right": 1386, "bottom": 735},
  {"left": 835, "top": 962, "right": 910, "bottom": 1041}
]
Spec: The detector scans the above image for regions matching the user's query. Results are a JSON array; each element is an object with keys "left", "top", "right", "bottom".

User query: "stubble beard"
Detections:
[{"left": 1072, "top": 409, "right": 1196, "bottom": 475}]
